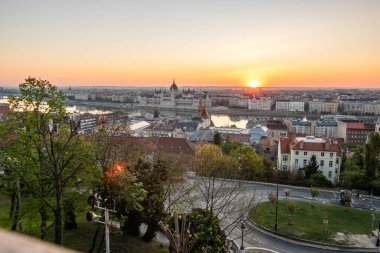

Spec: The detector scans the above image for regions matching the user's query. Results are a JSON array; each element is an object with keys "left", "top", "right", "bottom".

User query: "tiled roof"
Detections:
[
  {"left": 279, "top": 137, "right": 292, "bottom": 154},
  {"left": 279, "top": 136, "right": 342, "bottom": 155},
  {"left": 222, "top": 133, "right": 251, "bottom": 143},
  {"left": 120, "top": 136, "right": 196, "bottom": 156},
  {"left": 346, "top": 122, "right": 364, "bottom": 129},
  {"left": 291, "top": 141, "right": 340, "bottom": 153}
]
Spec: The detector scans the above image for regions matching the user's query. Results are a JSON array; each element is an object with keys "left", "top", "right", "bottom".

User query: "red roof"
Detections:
[
  {"left": 222, "top": 133, "right": 251, "bottom": 143},
  {"left": 279, "top": 137, "right": 292, "bottom": 153},
  {"left": 118, "top": 136, "right": 196, "bottom": 156},
  {"left": 280, "top": 136, "right": 342, "bottom": 155},
  {"left": 346, "top": 122, "right": 364, "bottom": 130},
  {"left": 0, "top": 105, "right": 10, "bottom": 114},
  {"left": 291, "top": 141, "right": 340, "bottom": 153}
]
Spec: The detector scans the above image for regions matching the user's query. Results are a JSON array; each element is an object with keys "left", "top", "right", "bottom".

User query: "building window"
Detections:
[
  {"left": 295, "top": 151, "right": 299, "bottom": 155},
  {"left": 330, "top": 153, "right": 334, "bottom": 157},
  {"left": 282, "top": 155, "right": 288, "bottom": 161},
  {"left": 329, "top": 161, "right": 333, "bottom": 167},
  {"left": 321, "top": 152, "right": 324, "bottom": 157},
  {"left": 304, "top": 151, "right": 308, "bottom": 156},
  {"left": 303, "top": 159, "right": 307, "bottom": 166},
  {"left": 320, "top": 160, "right": 324, "bottom": 167},
  {"left": 295, "top": 159, "right": 298, "bottom": 165},
  {"left": 328, "top": 171, "right": 332, "bottom": 178},
  {"left": 336, "top": 158, "right": 339, "bottom": 164},
  {"left": 282, "top": 165, "right": 287, "bottom": 170}
]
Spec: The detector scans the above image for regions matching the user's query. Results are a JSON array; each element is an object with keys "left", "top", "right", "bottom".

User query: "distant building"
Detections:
[
  {"left": 313, "top": 121, "right": 338, "bottom": 138},
  {"left": 277, "top": 136, "right": 342, "bottom": 183},
  {"left": 248, "top": 97, "right": 273, "bottom": 111},
  {"left": 266, "top": 120, "right": 287, "bottom": 140},
  {"left": 74, "top": 93, "right": 89, "bottom": 101},
  {"left": 276, "top": 101, "right": 304, "bottom": 112},
  {"left": 138, "top": 80, "right": 211, "bottom": 109},
  {"left": 222, "top": 133, "right": 251, "bottom": 145},
  {"left": 376, "top": 116, "right": 380, "bottom": 134},
  {"left": 345, "top": 122, "right": 375, "bottom": 145},
  {"left": 309, "top": 101, "right": 338, "bottom": 114},
  {"left": 290, "top": 117, "right": 312, "bottom": 135},
  {"left": 258, "top": 136, "right": 277, "bottom": 159},
  {"left": 250, "top": 125, "right": 269, "bottom": 144}
]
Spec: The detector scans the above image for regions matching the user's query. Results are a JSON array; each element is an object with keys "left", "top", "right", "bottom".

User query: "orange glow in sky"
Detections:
[{"left": 1, "top": 1, "right": 380, "bottom": 88}]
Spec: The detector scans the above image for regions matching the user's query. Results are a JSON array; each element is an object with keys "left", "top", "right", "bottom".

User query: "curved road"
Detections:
[{"left": 187, "top": 177, "right": 379, "bottom": 253}]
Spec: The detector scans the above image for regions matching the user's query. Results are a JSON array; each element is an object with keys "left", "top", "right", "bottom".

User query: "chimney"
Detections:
[{"left": 300, "top": 140, "right": 304, "bottom": 149}]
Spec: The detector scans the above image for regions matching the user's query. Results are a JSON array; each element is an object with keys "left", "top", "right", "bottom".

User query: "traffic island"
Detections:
[{"left": 249, "top": 200, "right": 379, "bottom": 248}]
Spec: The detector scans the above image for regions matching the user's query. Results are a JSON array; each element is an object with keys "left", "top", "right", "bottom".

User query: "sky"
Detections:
[{"left": 1, "top": 0, "right": 380, "bottom": 88}]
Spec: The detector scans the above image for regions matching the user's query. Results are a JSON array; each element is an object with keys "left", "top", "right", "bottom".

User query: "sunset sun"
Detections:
[{"left": 249, "top": 80, "right": 259, "bottom": 88}]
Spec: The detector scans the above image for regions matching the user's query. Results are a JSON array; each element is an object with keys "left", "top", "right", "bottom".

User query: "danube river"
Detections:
[{"left": 66, "top": 105, "right": 256, "bottom": 128}]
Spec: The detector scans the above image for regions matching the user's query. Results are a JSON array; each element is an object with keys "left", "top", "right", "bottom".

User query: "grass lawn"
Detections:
[
  {"left": 0, "top": 195, "right": 168, "bottom": 253},
  {"left": 250, "top": 200, "right": 380, "bottom": 245}
]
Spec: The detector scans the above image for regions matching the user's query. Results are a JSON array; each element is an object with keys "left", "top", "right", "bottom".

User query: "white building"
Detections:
[
  {"left": 248, "top": 97, "right": 273, "bottom": 111},
  {"left": 309, "top": 101, "right": 338, "bottom": 114},
  {"left": 277, "top": 136, "right": 341, "bottom": 183},
  {"left": 74, "top": 93, "right": 89, "bottom": 101},
  {"left": 138, "top": 81, "right": 212, "bottom": 109},
  {"left": 313, "top": 121, "right": 338, "bottom": 138},
  {"left": 376, "top": 116, "right": 380, "bottom": 134},
  {"left": 276, "top": 101, "right": 305, "bottom": 112}
]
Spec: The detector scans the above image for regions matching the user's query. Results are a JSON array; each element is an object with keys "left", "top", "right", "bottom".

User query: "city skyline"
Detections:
[{"left": 1, "top": 0, "right": 380, "bottom": 88}]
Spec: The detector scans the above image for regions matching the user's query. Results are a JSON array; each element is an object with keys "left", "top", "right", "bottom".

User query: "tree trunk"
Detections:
[
  {"left": 122, "top": 210, "right": 142, "bottom": 237},
  {"left": 64, "top": 199, "right": 77, "bottom": 229},
  {"left": 142, "top": 218, "right": 158, "bottom": 242},
  {"left": 54, "top": 178, "right": 63, "bottom": 245},
  {"left": 9, "top": 192, "right": 16, "bottom": 218},
  {"left": 11, "top": 194, "right": 19, "bottom": 231},
  {"left": 39, "top": 203, "right": 48, "bottom": 240}
]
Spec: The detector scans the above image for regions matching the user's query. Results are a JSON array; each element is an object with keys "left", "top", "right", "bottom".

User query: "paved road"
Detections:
[{"left": 186, "top": 177, "right": 379, "bottom": 253}]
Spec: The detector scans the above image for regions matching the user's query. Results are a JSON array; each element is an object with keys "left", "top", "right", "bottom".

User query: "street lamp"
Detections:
[
  {"left": 240, "top": 221, "right": 245, "bottom": 253},
  {"left": 357, "top": 150, "right": 364, "bottom": 198}
]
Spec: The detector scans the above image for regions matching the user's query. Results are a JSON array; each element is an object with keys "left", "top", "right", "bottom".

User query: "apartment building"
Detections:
[
  {"left": 276, "top": 101, "right": 305, "bottom": 112},
  {"left": 278, "top": 136, "right": 341, "bottom": 183}
]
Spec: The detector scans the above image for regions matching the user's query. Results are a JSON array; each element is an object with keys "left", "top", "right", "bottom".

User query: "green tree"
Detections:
[
  {"left": 135, "top": 159, "right": 169, "bottom": 242},
  {"left": 364, "top": 133, "right": 380, "bottom": 182},
  {"left": 154, "top": 108, "right": 160, "bottom": 118},
  {"left": 310, "top": 187, "right": 320, "bottom": 208},
  {"left": 267, "top": 191, "right": 277, "bottom": 213},
  {"left": 187, "top": 208, "right": 225, "bottom": 253},
  {"left": 303, "top": 155, "right": 320, "bottom": 179},
  {"left": 213, "top": 131, "right": 222, "bottom": 146},
  {"left": 4, "top": 77, "right": 94, "bottom": 244},
  {"left": 285, "top": 201, "right": 297, "bottom": 225}
]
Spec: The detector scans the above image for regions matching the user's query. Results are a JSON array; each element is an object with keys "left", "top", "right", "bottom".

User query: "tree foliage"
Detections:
[
  {"left": 187, "top": 208, "right": 225, "bottom": 253},
  {"left": 1, "top": 77, "right": 96, "bottom": 244},
  {"left": 303, "top": 155, "right": 320, "bottom": 179}
]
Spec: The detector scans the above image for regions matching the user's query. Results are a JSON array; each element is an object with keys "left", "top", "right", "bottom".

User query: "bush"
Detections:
[{"left": 307, "top": 173, "right": 333, "bottom": 188}]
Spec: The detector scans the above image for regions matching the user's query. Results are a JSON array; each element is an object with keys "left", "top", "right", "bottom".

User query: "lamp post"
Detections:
[
  {"left": 275, "top": 183, "right": 279, "bottom": 231},
  {"left": 377, "top": 219, "right": 380, "bottom": 247},
  {"left": 357, "top": 149, "right": 364, "bottom": 198},
  {"left": 238, "top": 144, "right": 242, "bottom": 186},
  {"left": 240, "top": 222, "right": 245, "bottom": 253}
]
